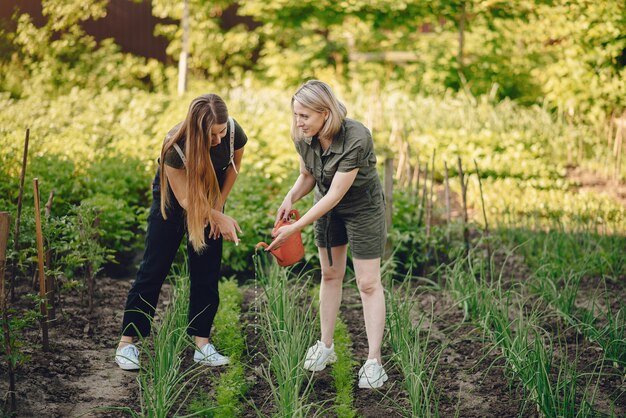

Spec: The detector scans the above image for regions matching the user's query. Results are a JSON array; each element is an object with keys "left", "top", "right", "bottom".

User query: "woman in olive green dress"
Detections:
[{"left": 267, "top": 80, "right": 388, "bottom": 389}]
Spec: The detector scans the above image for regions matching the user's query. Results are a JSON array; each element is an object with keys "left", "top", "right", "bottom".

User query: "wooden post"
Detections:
[
  {"left": 10, "top": 128, "right": 29, "bottom": 302},
  {"left": 474, "top": 160, "right": 491, "bottom": 278},
  {"left": 86, "top": 214, "right": 100, "bottom": 313},
  {"left": 614, "top": 113, "right": 624, "bottom": 181},
  {"left": 383, "top": 158, "right": 394, "bottom": 260},
  {"left": 458, "top": 157, "right": 470, "bottom": 255},
  {"left": 444, "top": 161, "right": 451, "bottom": 243},
  {"left": 405, "top": 145, "right": 413, "bottom": 189},
  {"left": 392, "top": 120, "right": 404, "bottom": 182},
  {"left": 44, "top": 191, "right": 55, "bottom": 321},
  {"left": 417, "top": 165, "right": 428, "bottom": 228},
  {"left": 0, "top": 212, "right": 16, "bottom": 414},
  {"left": 33, "top": 179, "right": 49, "bottom": 351},
  {"left": 426, "top": 150, "right": 436, "bottom": 238},
  {"left": 411, "top": 160, "right": 420, "bottom": 200},
  {"left": 606, "top": 114, "right": 614, "bottom": 178}
]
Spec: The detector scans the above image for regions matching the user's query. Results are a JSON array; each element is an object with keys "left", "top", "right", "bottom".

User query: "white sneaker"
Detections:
[
  {"left": 358, "top": 359, "right": 388, "bottom": 389},
  {"left": 194, "top": 343, "right": 230, "bottom": 366},
  {"left": 115, "top": 344, "right": 140, "bottom": 371},
  {"left": 303, "top": 340, "right": 337, "bottom": 371}
]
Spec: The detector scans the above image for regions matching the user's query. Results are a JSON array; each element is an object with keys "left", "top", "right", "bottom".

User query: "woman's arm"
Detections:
[
  {"left": 267, "top": 167, "right": 358, "bottom": 251},
  {"left": 164, "top": 165, "right": 189, "bottom": 210},
  {"left": 164, "top": 165, "right": 241, "bottom": 243},
  {"left": 208, "top": 147, "right": 244, "bottom": 240},
  {"left": 219, "top": 147, "right": 244, "bottom": 208},
  {"left": 275, "top": 156, "right": 317, "bottom": 223}
]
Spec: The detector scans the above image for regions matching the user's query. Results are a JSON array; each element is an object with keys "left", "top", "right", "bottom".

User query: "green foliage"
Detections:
[
  {"left": 212, "top": 279, "right": 244, "bottom": 360},
  {"left": 253, "top": 254, "right": 319, "bottom": 417},
  {"left": 500, "top": 228, "right": 626, "bottom": 281},
  {"left": 133, "top": 265, "right": 206, "bottom": 418},
  {"left": 1, "top": 0, "right": 166, "bottom": 97},
  {"left": 2, "top": 81, "right": 624, "bottom": 280},
  {"left": 390, "top": 188, "right": 459, "bottom": 274},
  {"left": 520, "top": 1, "right": 626, "bottom": 123},
  {"left": 189, "top": 278, "right": 248, "bottom": 417},
  {"left": 330, "top": 319, "right": 358, "bottom": 418},
  {"left": 386, "top": 282, "right": 442, "bottom": 417},
  {"left": 2, "top": 0, "right": 624, "bottom": 121},
  {"left": 55, "top": 202, "right": 111, "bottom": 280},
  {"left": 80, "top": 194, "right": 140, "bottom": 258},
  {"left": 0, "top": 306, "right": 40, "bottom": 369},
  {"left": 152, "top": 0, "right": 259, "bottom": 83}
]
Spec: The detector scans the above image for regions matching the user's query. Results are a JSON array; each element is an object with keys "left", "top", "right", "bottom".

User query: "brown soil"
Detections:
[
  {"left": 0, "top": 278, "right": 143, "bottom": 417},
  {"left": 2, "top": 258, "right": 624, "bottom": 417},
  {"left": 566, "top": 166, "right": 626, "bottom": 207}
]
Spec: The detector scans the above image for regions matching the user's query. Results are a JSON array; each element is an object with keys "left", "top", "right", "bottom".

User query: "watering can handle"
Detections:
[
  {"left": 288, "top": 209, "right": 300, "bottom": 220},
  {"left": 273, "top": 209, "right": 300, "bottom": 231}
]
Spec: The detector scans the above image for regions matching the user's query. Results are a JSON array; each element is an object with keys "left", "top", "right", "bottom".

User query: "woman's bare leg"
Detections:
[
  {"left": 318, "top": 245, "right": 348, "bottom": 347},
  {"left": 353, "top": 257, "right": 384, "bottom": 362}
]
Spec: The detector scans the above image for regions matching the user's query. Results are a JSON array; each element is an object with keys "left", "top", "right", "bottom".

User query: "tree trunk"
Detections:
[
  {"left": 458, "top": 1, "right": 466, "bottom": 73},
  {"left": 178, "top": 0, "right": 189, "bottom": 95},
  {"left": 11, "top": 128, "right": 29, "bottom": 302}
]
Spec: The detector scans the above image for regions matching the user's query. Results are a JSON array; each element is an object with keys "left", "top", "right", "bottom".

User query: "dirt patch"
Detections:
[
  {"left": 0, "top": 277, "right": 143, "bottom": 417},
  {"left": 240, "top": 283, "right": 410, "bottom": 417},
  {"left": 2, "top": 265, "right": 623, "bottom": 417},
  {"left": 341, "top": 287, "right": 410, "bottom": 417},
  {"left": 566, "top": 166, "right": 626, "bottom": 207},
  {"left": 394, "top": 286, "right": 535, "bottom": 418},
  {"left": 239, "top": 287, "right": 276, "bottom": 418}
]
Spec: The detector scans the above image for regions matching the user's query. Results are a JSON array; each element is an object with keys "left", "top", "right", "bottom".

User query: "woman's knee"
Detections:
[
  {"left": 356, "top": 275, "right": 382, "bottom": 294},
  {"left": 321, "top": 265, "right": 345, "bottom": 283}
]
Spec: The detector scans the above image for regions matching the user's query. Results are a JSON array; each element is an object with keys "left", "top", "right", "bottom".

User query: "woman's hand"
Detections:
[
  {"left": 208, "top": 222, "right": 221, "bottom": 240},
  {"left": 275, "top": 197, "right": 293, "bottom": 226},
  {"left": 211, "top": 211, "right": 242, "bottom": 245},
  {"left": 266, "top": 224, "right": 297, "bottom": 252}
]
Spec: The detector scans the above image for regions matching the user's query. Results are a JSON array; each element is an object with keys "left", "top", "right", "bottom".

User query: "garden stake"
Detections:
[
  {"left": 83, "top": 213, "right": 100, "bottom": 313},
  {"left": 614, "top": 111, "right": 624, "bottom": 181},
  {"left": 417, "top": 165, "right": 428, "bottom": 228},
  {"left": 44, "top": 191, "right": 55, "bottom": 320},
  {"left": 384, "top": 157, "right": 394, "bottom": 260},
  {"left": 473, "top": 159, "right": 491, "bottom": 279},
  {"left": 444, "top": 161, "right": 451, "bottom": 244},
  {"left": 410, "top": 162, "right": 422, "bottom": 224},
  {"left": 392, "top": 120, "right": 404, "bottom": 181},
  {"left": 457, "top": 157, "right": 470, "bottom": 255},
  {"left": 10, "top": 128, "right": 29, "bottom": 303},
  {"left": 33, "top": 178, "right": 49, "bottom": 351},
  {"left": 410, "top": 157, "right": 420, "bottom": 203},
  {"left": 426, "top": 149, "right": 436, "bottom": 239},
  {"left": 0, "top": 212, "right": 16, "bottom": 414},
  {"left": 405, "top": 142, "right": 413, "bottom": 188}
]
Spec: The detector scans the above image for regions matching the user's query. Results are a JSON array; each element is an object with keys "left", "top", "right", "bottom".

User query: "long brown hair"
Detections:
[{"left": 159, "top": 94, "right": 228, "bottom": 253}]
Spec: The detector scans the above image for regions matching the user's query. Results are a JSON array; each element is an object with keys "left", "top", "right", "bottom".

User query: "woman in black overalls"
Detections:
[{"left": 115, "top": 94, "right": 247, "bottom": 370}]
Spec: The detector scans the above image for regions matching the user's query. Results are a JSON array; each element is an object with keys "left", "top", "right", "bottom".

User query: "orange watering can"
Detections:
[{"left": 255, "top": 209, "right": 304, "bottom": 267}]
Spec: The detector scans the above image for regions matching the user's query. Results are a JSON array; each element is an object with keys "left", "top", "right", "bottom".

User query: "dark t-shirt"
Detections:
[{"left": 162, "top": 118, "right": 247, "bottom": 187}]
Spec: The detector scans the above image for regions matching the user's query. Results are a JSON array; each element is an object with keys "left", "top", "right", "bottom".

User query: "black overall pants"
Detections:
[{"left": 121, "top": 169, "right": 222, "bottom": 338}]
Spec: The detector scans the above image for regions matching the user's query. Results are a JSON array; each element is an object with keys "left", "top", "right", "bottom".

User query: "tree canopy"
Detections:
[{"left": 0, "top": 0, "right": 624, "bottom": 121}]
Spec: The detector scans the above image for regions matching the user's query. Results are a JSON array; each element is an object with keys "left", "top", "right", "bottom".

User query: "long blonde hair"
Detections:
[
  {"left": 159, "top": 94, "right": 227, "bottom": 253},
  {"left": 291, "top": 80, "right": 347, "bottom": 142}
]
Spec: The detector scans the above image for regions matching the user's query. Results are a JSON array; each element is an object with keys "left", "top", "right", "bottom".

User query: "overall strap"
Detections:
[
  {"left": 172, "top": 143, "right": 187, "bottom": 168},
  {"left": 228, "top": 117, "right": 239, "bottom": 174}
]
